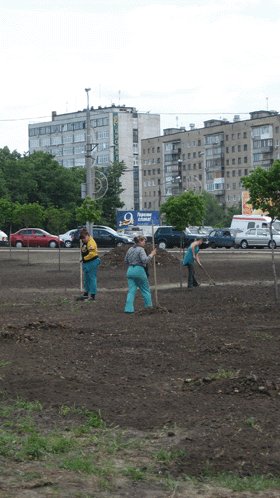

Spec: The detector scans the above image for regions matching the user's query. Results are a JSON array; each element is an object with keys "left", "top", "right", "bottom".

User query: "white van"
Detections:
[{"left": 230, "top": 215, "right": 280, "bottom": 232}]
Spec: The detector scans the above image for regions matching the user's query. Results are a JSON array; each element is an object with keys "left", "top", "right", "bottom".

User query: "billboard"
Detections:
[
  {"left": 242, "top": 192, "right": 268, "bottom": 215},
  {"left": 117, "top": 210, "right": 159, "bottom": 228}
]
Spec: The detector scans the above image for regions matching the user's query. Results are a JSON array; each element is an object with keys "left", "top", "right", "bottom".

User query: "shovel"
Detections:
[
  {"left": 152, "top": 222, "right": 159, "bottom": 305},
  {"left": 198, "top": 262, "right": 216, "bottom": 285}
]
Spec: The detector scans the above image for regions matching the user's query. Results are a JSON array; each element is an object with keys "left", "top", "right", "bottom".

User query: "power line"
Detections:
[{"left": 0, "top": 111, "right": 252, "bottom": 123}]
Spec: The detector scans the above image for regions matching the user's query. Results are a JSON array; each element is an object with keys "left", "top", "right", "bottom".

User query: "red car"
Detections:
[{"left": 10, "top": 228, "right": 64, "bottom": 248}]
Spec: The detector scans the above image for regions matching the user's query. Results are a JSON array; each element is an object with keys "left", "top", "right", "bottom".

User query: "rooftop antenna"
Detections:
[
  {"left": 266, "top": 97, "right": 268, "bottom": 111},
  {"left": 176, "top": 116, "right": 178, "bottom": 128}
]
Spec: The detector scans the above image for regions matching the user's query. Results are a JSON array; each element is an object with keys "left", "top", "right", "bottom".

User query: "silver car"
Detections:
[{"left": 235, "top": 228, "right": 280, "bottom": 249}]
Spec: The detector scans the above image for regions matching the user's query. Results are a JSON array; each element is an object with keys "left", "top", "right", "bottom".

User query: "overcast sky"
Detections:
[{"left": 1, "top": 0, "right": 280, "bottom": 154}]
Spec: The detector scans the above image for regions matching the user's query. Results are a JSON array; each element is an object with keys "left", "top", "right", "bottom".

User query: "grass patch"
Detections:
[
  {"left": 1, "top": 396, "right": 280, "bottom": 495},
  {"left": 198, "top": 471, "right": 280, "bottom": 492}
]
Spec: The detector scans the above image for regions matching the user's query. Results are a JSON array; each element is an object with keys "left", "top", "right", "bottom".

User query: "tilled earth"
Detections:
[{"left": 0, "top": 245, "right": 280, "bottom": 497}]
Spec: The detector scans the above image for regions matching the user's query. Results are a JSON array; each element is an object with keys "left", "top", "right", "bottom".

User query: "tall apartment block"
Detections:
[
  {"left": 141, "top": 110, "right": 280, "bottom": 211},
  {"left": 28, "top": 105, "right": 160, "bottom": 210}
]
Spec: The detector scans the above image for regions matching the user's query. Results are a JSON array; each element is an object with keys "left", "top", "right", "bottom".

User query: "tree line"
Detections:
[{"left": 0, "top": 147, "right": 126, "bottom": 234}]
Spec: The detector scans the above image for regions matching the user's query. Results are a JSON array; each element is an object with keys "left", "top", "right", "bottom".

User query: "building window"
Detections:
[
  {"left": 226, "top": 135, "right": 229, "bottom": 140},
  {"left": 40, "top": 137, "right": 50, "bottom": 147},
  {"left": 238, "top": 169, "right": 242, "bottom": 176},
  {"left": 226, "top": 171, "right": 230, "bottom": 177},
  {"left": 233, "top": 195, "right": 236, "bottom": 201},
  {"left": 244, "top": 169, "right": 248, "bottom": 175},
  {"left": 51, "top": 136, "right": 62, "bottom": 146},
  {"left": 226, "top": 147, "right": 229, "bottom": 153},
  {"left": 74, "top": 133, "right": 86, "bottom": 142},
  {"left": 232, "top": 170, "right": 236, "bottom": 177},
  {"left": 238, "top": 145, "right": 241, "bottom": 152},
  {"left": 157, "top": 168, "right": 160, "bottom": 174},
  {"left": 238, "top": 133, "right": 241, "bottom": 139},
  {"left": 227, "top": 195, "right": 230, "bottom": 201},
  {"left": 199, "top": 162, "right": 202, "bottom": 169},
  {"left": 157, "top": 158, "right": 160, "bottom": 163},
  {"left": 226, "top": 159, "right": 229, "bottom": 165},
  {"left": 74, "top": 146, "right": 85, "bottom": 154},
  {"left": 276, "top": 127, "right": 279, "bottom": 133},
  {"left": 233, "top": 183, "right": 236, "bottom": 189},
  {"left": 30, "top": 139, "right": 40, "bottom": 148},
  {"left": 244, "top": 132, "right": 247, "bottom": 138},
  {"left": 238, "top": 158, "right": 242, "bottom": 164},
  {"left": 244, "top": 157, "right": 247, "bottom": 163},
  {"left": 133, "top": 143, "right": 138, "bottom": 154},
  {"left": 144, "top": 170, "right": 146, "bottom": 176},
  {"left": 157, "top": 147, "right": 160, "bottom": 152},
  {"left": 63, "top": 147, "right": 74, "bottom": 155},
  {"left": 227, "top": 184, "right": 230, "bottom": 190},
  {"left": 232, "top": 134, "right": 235, "bottom": 140},
  {"left": 232, "top": 146, "right": 235, "bottom": 153},
  {"left": 232, "top": 158, "right": 235, "bottom": 165}
]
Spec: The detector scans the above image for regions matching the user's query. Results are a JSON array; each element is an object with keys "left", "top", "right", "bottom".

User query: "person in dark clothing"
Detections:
[{"left": 183, "top": 238, "right": 203, "bottom": 288}]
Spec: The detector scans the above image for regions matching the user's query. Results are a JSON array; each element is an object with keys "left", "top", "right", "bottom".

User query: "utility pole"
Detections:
[{"left": 85, "top": 88, "right": 93, "bottom": 235}]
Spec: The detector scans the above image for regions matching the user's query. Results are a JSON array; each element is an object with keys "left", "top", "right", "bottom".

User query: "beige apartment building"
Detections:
[
  {"left": 28, "top": 105, "right": 160, "bottom": 211},
  {"left": 141, "top": 110, "right": 280, "bottom": 211}
]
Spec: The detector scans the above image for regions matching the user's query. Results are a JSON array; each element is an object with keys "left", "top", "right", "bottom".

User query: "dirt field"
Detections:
[{"left": 0, "top": 245, "right": 280, "bottom": 497}]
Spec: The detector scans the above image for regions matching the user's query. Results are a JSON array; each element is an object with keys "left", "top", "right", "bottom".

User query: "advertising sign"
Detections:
[
  {"left": 242, "top": 192, "right": 268, "bottom": 215},
  {"left": 113, "top": 113, "right": 119, "bottom": 162},
  {"left": 116, "top": 210, "right": 159, "bottom": 228}
]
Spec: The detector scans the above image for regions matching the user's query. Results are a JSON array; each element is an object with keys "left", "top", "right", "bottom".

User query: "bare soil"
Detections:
[{"left": 0, "top": 245, "right": 280, "bottom": 497}]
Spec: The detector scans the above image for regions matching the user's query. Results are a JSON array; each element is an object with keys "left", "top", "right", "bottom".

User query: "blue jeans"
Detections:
[
  {"left": 83, "top": 257, "right": 101, "bottom": 295},
  {"left": 186, "top": 263, "right": 199, "bottom": 288},
  {"left": 125, "top": 266, "right": 152, "bottom": 313}
]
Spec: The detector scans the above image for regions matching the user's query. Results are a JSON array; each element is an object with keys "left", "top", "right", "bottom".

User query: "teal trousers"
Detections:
[{"left": 125, "top": 265, "right": 152, "bottom": 313}]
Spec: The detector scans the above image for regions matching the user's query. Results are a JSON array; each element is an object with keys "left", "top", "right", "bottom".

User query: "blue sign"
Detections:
[{"left": 117, "top": 210, "right": 159, "bottom": 228}]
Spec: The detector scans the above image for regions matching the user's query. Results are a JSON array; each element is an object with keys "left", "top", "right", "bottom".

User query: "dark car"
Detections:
[
  {"left": 208, "top": 229, "right": 236, "bottom": 249},
  {"left": 154, "top": 226, "right": 208, "bottom": 249},
  {"left": 10, "top": 228, "right": 64, "bottom": 248},
  {"left": 72, "top": 226, "right": 132, "bottom": 248}
]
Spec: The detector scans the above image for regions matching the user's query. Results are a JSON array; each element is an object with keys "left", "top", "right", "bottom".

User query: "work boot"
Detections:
[{"left": 87, "top": 294, "right": 95, "bottom": 301}]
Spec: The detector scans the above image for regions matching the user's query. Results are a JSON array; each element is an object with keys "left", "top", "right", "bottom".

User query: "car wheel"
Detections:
[
  {"left": 64, "top": 240, "right": 72, "bottom": 248},
  {"left": 116, "top": 241, "right": 123, "bottom": 247},
  {"left": 158, "top": 240, "right": 167, "bottom": 249},
  {"left": 268, "top": 240, "right": 276, "bottom": 249},
  {"left": 225, "top": 246, "right": 231, "bottom": 249},
  {"left": 15, "top": 241, "right": 23, "bottom": 248},
  {"left": 210, "top": 242, "right": 216, "bottom": 249},
  {"left": 49, "top": 241, "right": 57, "bottom": 248},
  {"left": 241, "top": 240, "right": 248, "bottom": 249}
]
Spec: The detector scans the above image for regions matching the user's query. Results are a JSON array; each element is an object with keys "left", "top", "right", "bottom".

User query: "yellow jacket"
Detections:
[{"left": 81, "top": 237, "right": 98, "bottom": 262}]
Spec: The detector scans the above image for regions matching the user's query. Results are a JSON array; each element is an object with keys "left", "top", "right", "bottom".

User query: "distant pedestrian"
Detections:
[
  {"left": 77, "top": 228, "right": 101, "bottom": 301},
  {"left": 183, "top": 238, "right": 203, "bottom": 288},
  {"left": 124, "top": 235, "right": 156, "bottom": 313}
]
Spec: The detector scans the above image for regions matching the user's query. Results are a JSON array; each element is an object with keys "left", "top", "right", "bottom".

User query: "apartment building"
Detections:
[
  {"left": 28, "top": 105, "right": 160, "bottom": 210},
  {"left": 141, "top": 110, "right": 280, "bottom": 210}
]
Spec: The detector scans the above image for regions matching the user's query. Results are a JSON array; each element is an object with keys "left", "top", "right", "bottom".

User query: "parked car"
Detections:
[
  {"left": 0, "top": 230, "right": 8, "bottom": 246},
  {"left": 10, "top": 228, "right": 64, "bottom": 248},
  {"left": 235, "top": 228, "right": 280, "bottom": 249},
  {"left": 59, "top": 229, "right": 76, "bottom": 248},
  {"left": 72, "top": 226, "right": 133, "bottom": 248},
  {"left": 154, "top": 226, "right": 208, "bottom": 249},
  {"left": 208, "top": 229, "right": 236, "bottom": 249}
]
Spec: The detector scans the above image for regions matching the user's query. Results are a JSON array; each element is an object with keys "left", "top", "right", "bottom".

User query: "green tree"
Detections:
[
  {"left": 241, "top": 161, "right": 280, "bottom": 300},
  {"left": 160, "top": 192, "right": 205, "bottom": 288},
  {"left": 97, "top": 161, "right": 126, "bottom": 228},
  {"left": 0, "top": 148, "right": 86, "bottom": 229},
  {"left": 76, "top": 196, "right": 102, "bottom": 226}
]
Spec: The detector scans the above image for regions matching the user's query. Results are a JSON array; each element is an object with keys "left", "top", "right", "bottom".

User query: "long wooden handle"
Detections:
[
  {"left": 80, "top": 239, "right": 83, "bottom": 293},
  {"left": 152, "top": 222, "right": 158, "bottom": 305}
]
